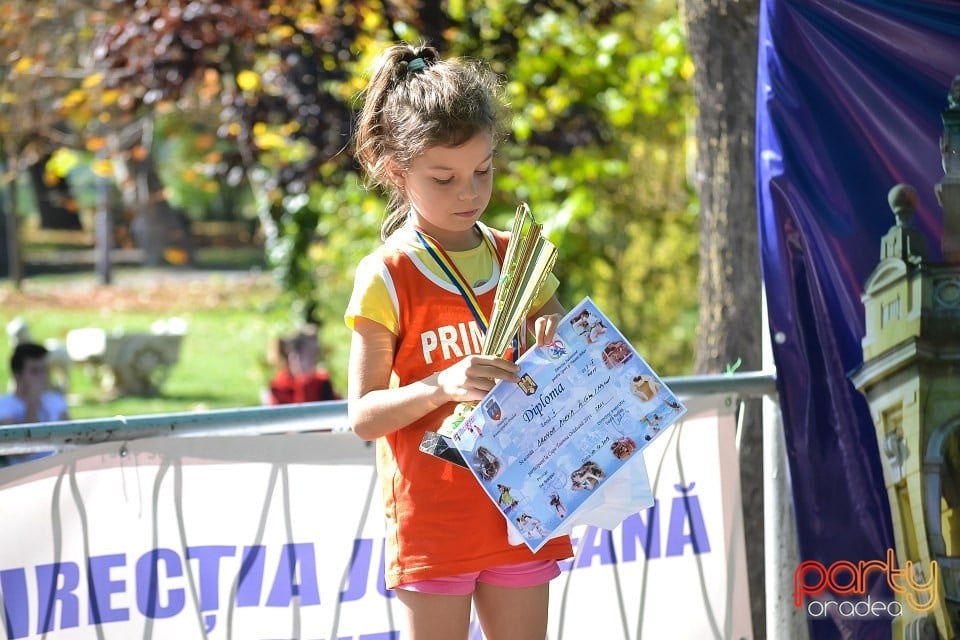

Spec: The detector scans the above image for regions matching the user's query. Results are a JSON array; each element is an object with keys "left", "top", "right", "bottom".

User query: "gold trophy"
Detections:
[{"left": 419, "top": 202, "right": 558, "bottom": 466}]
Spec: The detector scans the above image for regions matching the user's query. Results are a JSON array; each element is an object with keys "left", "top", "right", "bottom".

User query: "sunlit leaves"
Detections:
[
  {"left": 151, "top": 111, "right": 253, "bottom": 219},
  {"left": 12, "top": 56, "right": 32, "bottom": 74},
  {"left": 84, "top": 137, "right": 107, "bottom": 152},
  {"left": 163, "top": 247, "right": 190, "bottom": 265},
  {"left": 0, "top": 0, "right": 120, "bottom": 184},
  {"left": 236, "top": 70, "right": 261, "bottom": 92},
  {"left": 81, "top": 72, "right": 103, "bottom": 89},
  {"left": 270, "top": 24, "right": 296, "bottom": 41},
  {"left": 46, "top": 148, "right": 81, "bottom": 178},
  {"left": 91, "top": 158, "right": 113, "bottom": 178}
]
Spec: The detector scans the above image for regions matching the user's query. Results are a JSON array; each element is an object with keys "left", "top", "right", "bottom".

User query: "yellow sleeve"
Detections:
[
  {"left": 531, "top": 272, "right": 560, "bottom": 312},
  {"left": 344, "top": 254, "right": 400, "bottom": 335}
]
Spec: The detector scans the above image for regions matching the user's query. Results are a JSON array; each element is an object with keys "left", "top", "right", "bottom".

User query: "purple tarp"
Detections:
[{"left": 757, "top": 1, "right": 960, "bottom": 638}]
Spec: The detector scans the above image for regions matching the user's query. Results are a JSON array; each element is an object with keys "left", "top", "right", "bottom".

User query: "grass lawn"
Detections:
[{"left": 1, "top": 267, "right": 301, "bottom": 420}]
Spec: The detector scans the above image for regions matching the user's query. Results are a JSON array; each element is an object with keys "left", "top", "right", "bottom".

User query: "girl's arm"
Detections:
[
  {"left": 527, "top": 294, "right": 566, "bottom": 346},
  {"left": 347, "top": 317, "right": 519, "bottom": 441}
]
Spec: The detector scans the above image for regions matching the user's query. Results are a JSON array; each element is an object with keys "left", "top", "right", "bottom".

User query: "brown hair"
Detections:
[{"left": 354, "top": 42, "right": 509, "bottom": 240}]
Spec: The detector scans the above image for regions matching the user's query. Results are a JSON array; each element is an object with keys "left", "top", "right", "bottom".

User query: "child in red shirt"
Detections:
[{"left": 266, "top": 326, "right": 339, "bottom": 404}]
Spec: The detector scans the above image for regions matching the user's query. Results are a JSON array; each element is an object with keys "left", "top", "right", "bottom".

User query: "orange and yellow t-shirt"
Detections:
[{"left": 344, "top": 222, "right": 572, "bottom": 589}]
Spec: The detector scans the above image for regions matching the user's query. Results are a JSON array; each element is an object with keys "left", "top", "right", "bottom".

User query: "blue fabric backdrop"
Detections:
[{"left": 756, "top": 1, "right": 960, "bottom": 638}]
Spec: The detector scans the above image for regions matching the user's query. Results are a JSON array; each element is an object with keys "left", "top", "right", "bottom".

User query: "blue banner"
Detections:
[{"left": 756, "top": 1, "right": 960, "bottom": 638}]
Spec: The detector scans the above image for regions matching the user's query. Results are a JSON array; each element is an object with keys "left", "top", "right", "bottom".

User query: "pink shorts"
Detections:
[{"left": 396, "top": 560, "right": 560, "bottom": 596}]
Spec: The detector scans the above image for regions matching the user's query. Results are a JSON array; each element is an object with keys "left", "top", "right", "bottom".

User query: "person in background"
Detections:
[
  {"left": 0, "top": 342, "right": 70, "bottom": 467},
  {"left": 266, "top": 326, "right": 339, "bottom": 404},
  {"left": 288, "top": 325, "right": 340, "bottom": 403},
  {"left": 0, "top": 342, "right": 70, "bottom": 425},
  {"left": 265, "top": 335, "right": 297, "bottom": 405}
]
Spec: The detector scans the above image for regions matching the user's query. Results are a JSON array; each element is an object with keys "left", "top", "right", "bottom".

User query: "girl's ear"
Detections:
[{"left": 385, "top": 159, "right": 405, "bottom": 189}]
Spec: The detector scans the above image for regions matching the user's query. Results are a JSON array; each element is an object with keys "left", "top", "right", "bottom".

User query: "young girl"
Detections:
[{"left": 345, "top": 43, "right": 573, "bottom": 639}]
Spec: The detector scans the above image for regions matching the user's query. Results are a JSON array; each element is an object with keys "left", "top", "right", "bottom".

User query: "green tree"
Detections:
[
  {"left": 486, "top": 5, "right": 697, "bottom": 373},
  {"left": 287, "top": 0, "right": 696, "bottom": 377},
  {"left": 23, "top": 0, "right": 697, "bottom": 380},
  {"left": 92, "top": 0, "right": 368, "bottom": 288},
  {"left": 0, "top": 0, "right": 103, "bottom": 281}
]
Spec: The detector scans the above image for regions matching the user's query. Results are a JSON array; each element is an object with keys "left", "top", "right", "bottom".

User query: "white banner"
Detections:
[{"left": 0, "top": 396, "right": 750, "bottom": 640}]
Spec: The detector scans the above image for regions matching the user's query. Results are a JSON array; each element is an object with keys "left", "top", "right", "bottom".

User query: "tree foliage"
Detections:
[
  {"left": 0, "top": 2, "right": 105, "bottom": 218},
  {"left": 2, "top": 0, "right": 698, "bottom": 379}
]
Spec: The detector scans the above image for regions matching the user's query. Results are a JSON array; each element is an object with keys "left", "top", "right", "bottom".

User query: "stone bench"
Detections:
[{"left": 65, "top": 318, "right": 187, "bottom": 397}]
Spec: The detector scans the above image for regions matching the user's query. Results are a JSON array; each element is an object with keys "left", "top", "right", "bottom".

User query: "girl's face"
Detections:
[{"left": 400, "top": 131, "right": 494, "bottom": 250}]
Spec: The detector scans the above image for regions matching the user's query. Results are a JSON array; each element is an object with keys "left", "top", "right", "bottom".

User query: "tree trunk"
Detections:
[
  {"left": 681, "top": 0, "right": 764, "bottom": 637},
  {"left": 111, "top": 120, "right": 194, "bottom": 267},
  {"left": 126, "top": 157, "right": 194, "bottom": 267},
  {"left": 27, "top": 154, "right": 83, "bottom": 230},
  {"left": 0, "top": 193, "right": 9, "bottom": 279},
  {"left": 3, "top": 165, "right": 23, "bottom": 286}
]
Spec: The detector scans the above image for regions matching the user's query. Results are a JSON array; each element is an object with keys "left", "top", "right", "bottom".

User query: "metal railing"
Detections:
[{"left": 0, "top": 371, "right": 777, "bottom": 454}]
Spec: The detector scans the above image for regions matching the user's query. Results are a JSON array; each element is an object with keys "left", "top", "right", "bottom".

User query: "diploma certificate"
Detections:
[{"left": 450, "top": 297, "right": 687, "bottom": 551}]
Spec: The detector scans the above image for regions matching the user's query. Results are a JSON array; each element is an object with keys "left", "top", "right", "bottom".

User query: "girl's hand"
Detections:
[
  {"left": 528, "top": 295, "right": 567, "bottom": 346},
  {"left": 436, "top": 355, "right": 519, "bottom": 402},
  {"left": 532, "top": 313, "right": 563, "bottom": 346}
]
